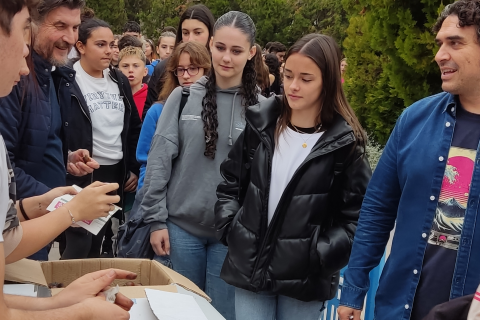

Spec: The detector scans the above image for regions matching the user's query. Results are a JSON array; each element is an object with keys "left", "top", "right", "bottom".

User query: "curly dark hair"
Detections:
[
  {"left": 201, "top": 11, "right": 259, "bottom": 159},
  {"left": 433, "top": 0, "right": 480, "bottom": 42}
]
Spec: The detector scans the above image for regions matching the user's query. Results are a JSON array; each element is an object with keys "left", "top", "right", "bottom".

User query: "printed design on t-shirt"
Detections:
[
  {"left": 83, "top": 91, "right": 125, "bottom": 114},
  {"left": 428, "top": 146, "right": 476, "bottom": 250}
]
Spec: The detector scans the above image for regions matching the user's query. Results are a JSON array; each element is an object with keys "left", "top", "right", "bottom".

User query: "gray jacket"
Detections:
[{"left": 141, "top": 77, "right": 264, "bottom": 238}]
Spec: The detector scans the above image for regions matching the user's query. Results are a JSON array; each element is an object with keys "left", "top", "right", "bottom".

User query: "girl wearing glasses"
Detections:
[
  {"left": 138, "top": 11, "right": 264, "bottom": 319},
  {"left": 136, "top": 41, "right": 211, "bottom": 191}
]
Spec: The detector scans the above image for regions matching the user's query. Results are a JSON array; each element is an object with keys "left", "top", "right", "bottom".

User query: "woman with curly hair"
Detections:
[{"left": 138, "top": 11, "right": 264, "bottom": 319}]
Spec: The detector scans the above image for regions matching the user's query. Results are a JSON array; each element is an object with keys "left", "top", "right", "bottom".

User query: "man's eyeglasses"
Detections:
[{"left": 174, "top": 67, "right": 200, "bottom": 77}]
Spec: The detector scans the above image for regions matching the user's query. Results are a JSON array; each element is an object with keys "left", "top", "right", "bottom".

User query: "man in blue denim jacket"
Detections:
[{"left": 339, "top": 1, "right": 480, "bottom": 319}]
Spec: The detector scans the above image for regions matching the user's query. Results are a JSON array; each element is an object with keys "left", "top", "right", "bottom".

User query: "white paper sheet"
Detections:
[
  {"left": 46, "top": 185, "right": 121, "bottom": 235},
  {"left": 129, "top": 298, "right": 158, "bottom": 320},
  {"left": 145, "top": 288, "right": 208, "bottom": 320}
]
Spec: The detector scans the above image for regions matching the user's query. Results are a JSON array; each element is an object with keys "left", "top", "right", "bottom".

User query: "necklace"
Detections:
[{"left": 290, "top": 123, "right": 322, "bottom": 148}]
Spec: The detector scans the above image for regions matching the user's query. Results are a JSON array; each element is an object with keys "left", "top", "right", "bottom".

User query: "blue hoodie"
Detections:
[{"left": 137, "top": 102, "right": 164, "bottom": 189}]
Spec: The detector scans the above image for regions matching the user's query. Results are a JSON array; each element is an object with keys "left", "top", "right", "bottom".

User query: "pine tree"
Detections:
[{"left": 342, "top": 0, "right": 454, "bottom": 144}]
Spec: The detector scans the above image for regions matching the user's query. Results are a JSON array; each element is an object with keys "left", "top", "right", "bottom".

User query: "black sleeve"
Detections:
[
  {"left": 316, "top": 143, "right": 372, "bottom": 275},
  {"left": 142, "top": 59, "right": 168, "bottom": 120}
]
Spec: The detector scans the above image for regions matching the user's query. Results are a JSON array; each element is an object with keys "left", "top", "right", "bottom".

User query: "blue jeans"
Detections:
[
  {"left": 235, "top": 287, "right": 325, "bottom": 320},
  {"left": 28, "top": 244, "right": 51, "bottom": 261},
  {"left": 166, "top": 221, "right": 235, "bottom": 320}
]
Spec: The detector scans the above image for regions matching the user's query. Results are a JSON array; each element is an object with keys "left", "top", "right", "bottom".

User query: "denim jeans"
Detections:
[
  {"left": 27, "top": 244, "right": 51, "bottom": 261},
  {"left": 166, "top": 221, "right": 235, "bottom": 320},
  {"left": 235, "top": 287, "right": 325, "bottom": 320}
]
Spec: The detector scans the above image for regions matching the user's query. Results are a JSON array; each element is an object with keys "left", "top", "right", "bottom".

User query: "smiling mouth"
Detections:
[{"left": 441, "top": 69, "right": 457, "bottom": 76}]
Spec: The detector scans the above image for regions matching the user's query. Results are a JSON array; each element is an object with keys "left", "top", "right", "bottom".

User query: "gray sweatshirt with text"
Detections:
[{"left": 141, "top": 76, "right": 264, "bottom": 238}]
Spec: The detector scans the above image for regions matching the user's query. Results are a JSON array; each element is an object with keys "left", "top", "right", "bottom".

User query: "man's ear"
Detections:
[{"left": 143, "top": 66, "right": 148, "bottom": 77}]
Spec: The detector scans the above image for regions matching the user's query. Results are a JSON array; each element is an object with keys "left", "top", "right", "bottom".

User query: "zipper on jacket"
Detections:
[
  {"left": 250, "top": 131, "right": 355, "bottom": 287},
  {"left": 72, "top": 93, "right": 94, "bottom": 184},
  {"left": 246, "top": 120, "right": 273, "bottom": 287}
]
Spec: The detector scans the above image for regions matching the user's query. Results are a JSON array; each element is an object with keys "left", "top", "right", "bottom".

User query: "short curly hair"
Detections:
[
  {"left": 118, "top": 46, "right": 146, "bottom": 65},
  {"left": 433, "top": 0, "right": 480, "bottom": 42}
]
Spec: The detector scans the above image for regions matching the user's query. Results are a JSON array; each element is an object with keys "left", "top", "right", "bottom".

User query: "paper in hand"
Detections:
[{"left": 46, "top": 185, "right": 121, "bottom": 235}]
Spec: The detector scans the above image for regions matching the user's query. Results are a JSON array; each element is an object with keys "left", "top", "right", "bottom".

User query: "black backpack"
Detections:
[{"left": 117, "top": 87, "right": 190, "bottom": 259}]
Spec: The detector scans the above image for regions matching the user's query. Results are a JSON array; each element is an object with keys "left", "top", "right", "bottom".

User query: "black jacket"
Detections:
[
  {"left": 67, "top": 66, "right": 141, "bottom": 189},
  {"left": 215, "top": 96, "right": 372, "bottom": 302}
]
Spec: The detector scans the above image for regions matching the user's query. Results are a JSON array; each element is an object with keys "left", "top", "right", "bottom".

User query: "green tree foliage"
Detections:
[
  {"left": 342, "top": 0, "right": 454, "bottom": 144},
  {"left": 85, "top": 0, "right": 128, "bottom": 34}
]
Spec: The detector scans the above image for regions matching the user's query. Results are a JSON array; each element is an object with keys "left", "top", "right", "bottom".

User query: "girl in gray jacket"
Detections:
[{"left": 139, "top": 11, "right": 264, "bottom": 319}]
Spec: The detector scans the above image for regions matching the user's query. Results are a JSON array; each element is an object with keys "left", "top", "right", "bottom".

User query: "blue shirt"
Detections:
[
  {"left": 136, "top": 102, "right": 164, "bottom": 190},
  {"left": 29, "top": 75, "right": 66, "bottom": 188},
  {"left": 340, "top": 92, "right": 480, "bottom": 319}
]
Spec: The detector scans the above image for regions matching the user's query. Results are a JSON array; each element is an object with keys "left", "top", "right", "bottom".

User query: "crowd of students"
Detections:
[{"left": 3, "top": 0, "right": 480, "bottom": 320}]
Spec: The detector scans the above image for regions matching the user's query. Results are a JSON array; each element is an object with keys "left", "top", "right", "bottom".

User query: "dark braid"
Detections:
[
  {"left": 201, "top": 11, "right": 258, "bottom": 159},
  {"left": 202, "top": 70, "right": 219, "bottom": 159},
  {"left": 240, "top": 59, "right": 260, "bottom": 108}
]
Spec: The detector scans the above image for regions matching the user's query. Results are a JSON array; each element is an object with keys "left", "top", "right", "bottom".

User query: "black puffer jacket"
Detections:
[{"left": 215, "top": 95, "right": 372, "bottom": 302}]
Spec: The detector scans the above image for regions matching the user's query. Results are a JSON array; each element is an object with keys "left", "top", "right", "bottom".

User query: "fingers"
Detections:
[
  {"left": 67, "top": 162, "right": 82, "bottom": 176},
  {"left": 86, "top": 160, "right": 100, "bottom": 169},
  {"left": 338, "top": 307, "right": 362, "bottom": 320},
  {"left": 115, "top": 292, "right": 134, "bottom": 311},
  {"left": 89, "top": 269, "right": 137, "bottom": 281},
  {"left": 61, "top": 186, "right": 79, "bottom": 195},
  {"left": 75, "top": 162, "right": 95, "bottom": 174},
  {"left": 164, "top": 236, "right": 171, "bottom": 255}
]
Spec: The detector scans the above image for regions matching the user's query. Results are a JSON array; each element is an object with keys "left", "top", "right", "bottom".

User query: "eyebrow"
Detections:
[
  {"left": 435, "top": 35, "right": 465, "bottom": 44},
  {"left": 284, "top": 68, "right": 314, "bottom": 76},
  {"left": 214, "top": 42, "right": 245, "bottom": 49}
]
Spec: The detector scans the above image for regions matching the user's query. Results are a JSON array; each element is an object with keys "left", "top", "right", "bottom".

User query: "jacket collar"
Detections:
[
  {"left": 246, "top": 94, "right": 356, "bottom": 152},
  {"left": 33, "top": 50, "right": 75, "bottom": 82}
]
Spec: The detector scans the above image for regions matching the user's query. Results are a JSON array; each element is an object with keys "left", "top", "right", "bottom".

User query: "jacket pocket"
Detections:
[
  {"left": 227, "top": 207, "right": 243, "bottom": 245},
  {"left": 309, "top": 226, "right": 321, "bottom": 275}
]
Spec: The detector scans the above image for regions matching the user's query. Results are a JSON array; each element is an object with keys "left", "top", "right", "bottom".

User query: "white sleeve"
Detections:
[{"left": 0, "top": 137, "right": 10, "bottom": 242}]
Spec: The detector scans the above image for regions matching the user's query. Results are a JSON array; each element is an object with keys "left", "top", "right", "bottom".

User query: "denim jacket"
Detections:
[{"left": 340, "top": 92, "right": 480, "bottom": 319}]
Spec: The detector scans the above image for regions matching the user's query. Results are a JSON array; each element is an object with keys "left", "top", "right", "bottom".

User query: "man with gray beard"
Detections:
[{"left": 0, "top": 0, "right": 99, "bottom": 260}]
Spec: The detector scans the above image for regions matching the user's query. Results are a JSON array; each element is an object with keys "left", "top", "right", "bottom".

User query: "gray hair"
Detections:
[{"left": 33, "top": 0, "right": 85, "bottom": 23}]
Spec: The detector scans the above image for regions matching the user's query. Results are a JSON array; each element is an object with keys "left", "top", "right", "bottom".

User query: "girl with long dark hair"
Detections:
[
  {"left": 215, "top": 34, "right": 372, "bottom": 320},
  {"left": 139, "top": 11, "right": 263, "bottom": 319},
  {"left": 63, "top": 18, "right": 141, "bottom": 259},
  {"left": 137, "top": 41, "right": 211, "bottom": 190},
  {"left": 142, "top": 4, "right": 215, "bottom": 118}
]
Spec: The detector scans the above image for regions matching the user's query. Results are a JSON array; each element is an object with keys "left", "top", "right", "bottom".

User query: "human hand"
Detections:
[
  {"left": 80, "top": 296, "right": 131, "bottom": 320},
  {"left": 337, "top": 306, "right": 362, "bottom": 320},
  {"left": 66, "top": 181, "right": 120, "bottom": 221},
  {"left": 53, "top": 269, "right": 136, "bottom": 310},
  {"left": 150, "top": 229, "right": 170, "bottom": 256},
  {"left": 31, "top": 186, "right": 78, "bottom": 219},
  {"left": 67, "top": 149, "right": 100, "bottom": 176},
  {"left": 124, "top": 172, "right": 138, "bottom": 192}
]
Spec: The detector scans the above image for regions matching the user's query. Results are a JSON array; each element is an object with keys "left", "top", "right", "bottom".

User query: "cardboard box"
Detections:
[{"left": 4, "top": 258, "right": 211, "bottom": 302}]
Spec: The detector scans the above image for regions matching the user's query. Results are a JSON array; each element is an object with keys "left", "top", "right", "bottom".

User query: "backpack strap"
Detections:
[{"left": 178, "top": 86, "right": 191, "bottom": 121}]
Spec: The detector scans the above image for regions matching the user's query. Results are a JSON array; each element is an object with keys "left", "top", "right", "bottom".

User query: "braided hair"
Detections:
[{"left": 201, "top": 11, "right": 259, "bottom": 159}]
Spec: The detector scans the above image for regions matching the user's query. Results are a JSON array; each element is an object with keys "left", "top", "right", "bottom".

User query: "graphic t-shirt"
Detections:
[
  {"left": 0, "top": 135, "right": 19, "bottom": 241},
  {"left": 411, "top": 105, "right": 480, "bottom": 320},
  {"left": 73, "top": 61, "right": 124, "bottom": 165}
]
